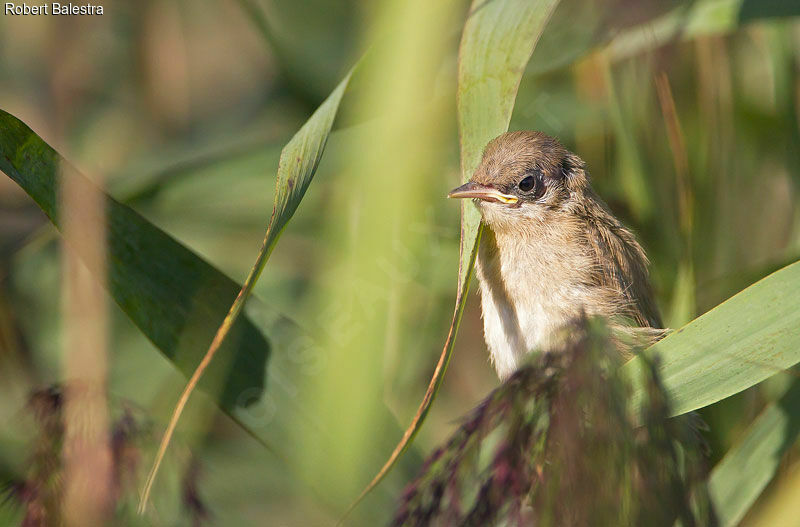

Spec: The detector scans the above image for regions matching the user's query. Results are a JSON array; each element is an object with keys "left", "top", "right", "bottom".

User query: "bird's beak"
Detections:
[{"left": 447, "top": 181, "right": 518, "bottom": 204}]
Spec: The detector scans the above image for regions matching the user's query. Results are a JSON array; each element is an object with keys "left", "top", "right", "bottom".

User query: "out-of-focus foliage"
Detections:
[
  {"left": 2, "top": 387, "right": 158, "bottom": 526},
  {"left": 1, "top": 0, "right": 799, "bottom": 525}
]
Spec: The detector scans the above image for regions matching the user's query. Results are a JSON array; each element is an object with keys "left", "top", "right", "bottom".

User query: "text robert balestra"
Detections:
[{"left": 4, "top": 3, "right": 104, "bottom": 15}]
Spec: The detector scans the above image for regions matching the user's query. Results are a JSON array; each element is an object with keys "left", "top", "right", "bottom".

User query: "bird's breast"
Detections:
[{"left": 475, "top": 224, "right": 596, "bottom": 379}]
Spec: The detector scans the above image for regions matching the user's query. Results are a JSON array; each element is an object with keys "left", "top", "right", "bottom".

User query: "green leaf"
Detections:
[
  {"left": 621, "top": 261, "right": 800, "bottom": 524},
  {"left": 708, "top": 379, "right": 800, "bottom": 527},
  {"left": 624, "top": 260, "right": 800, "bottom": 417},
  {"left": 343, "top": 0, "right": 562, "bottom": 515},
  {"left": 266, "top": 72, "right": 352, "bottom": 243},
  {"left": 0, "top": 109, "right": 269, "bottom": 411}
]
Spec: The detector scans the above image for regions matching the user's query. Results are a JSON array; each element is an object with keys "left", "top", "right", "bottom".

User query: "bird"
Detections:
[{"left": 448, "top": 131, "right": 664, "bottom": 379}]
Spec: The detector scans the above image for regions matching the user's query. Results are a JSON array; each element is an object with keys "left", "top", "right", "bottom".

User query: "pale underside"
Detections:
[{"left": 475, "top": 208, "right": 662, "bottom": 379}]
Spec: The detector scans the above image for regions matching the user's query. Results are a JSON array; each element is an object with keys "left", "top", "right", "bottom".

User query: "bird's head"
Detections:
[{"left": 448, "top": 131, "right": 588, "bottom": 231}]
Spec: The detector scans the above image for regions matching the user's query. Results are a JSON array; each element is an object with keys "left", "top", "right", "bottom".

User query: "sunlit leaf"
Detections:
[
  {"left": 622, "top": 261, "right": 800, "bottom": 524},
  {"left": 624, "top": 260, "right": 800, "bottom": 417}
]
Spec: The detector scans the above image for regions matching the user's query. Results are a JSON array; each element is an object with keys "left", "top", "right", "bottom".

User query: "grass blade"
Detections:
[
  {"left": 623, "top": 261, "right": 800, "bottom": 525},
  {"left": 342, "top": 0, "right": 562, "bottom": 516},
  {"left": 140, "top": 70, "right": 353, "bottom": 511},
  {"left": 708, "top": 379, "right": 800, "bottom": 527},
  {"left": 624, "top": 260, "right": 800, "bottom": 417}
]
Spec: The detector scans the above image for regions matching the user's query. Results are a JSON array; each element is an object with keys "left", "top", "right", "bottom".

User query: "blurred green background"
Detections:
[{"left": 0, "top": 0, "right": 799, "bottom": 525}]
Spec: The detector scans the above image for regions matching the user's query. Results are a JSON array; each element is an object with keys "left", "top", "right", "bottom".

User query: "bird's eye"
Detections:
[{"left": 518, "top": 175, "right": 535, "bottom": 192}]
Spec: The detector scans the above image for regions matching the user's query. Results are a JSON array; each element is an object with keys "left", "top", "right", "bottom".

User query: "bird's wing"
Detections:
[{"left": 585, "top": 213, "right": 663, "bottom": 329}]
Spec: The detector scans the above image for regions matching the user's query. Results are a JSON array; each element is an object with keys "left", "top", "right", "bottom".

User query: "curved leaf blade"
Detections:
[{"left": 624, "top": 260, "right": 800, "bottom": 417}]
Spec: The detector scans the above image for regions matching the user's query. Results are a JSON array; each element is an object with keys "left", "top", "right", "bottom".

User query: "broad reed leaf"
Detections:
[
  {"left": 0, "top": 109, "right": 270, "bottom": 417},
  {"left": 621, "top": 261, "right": 800, "bottom": 524},
  {"left": 708, "top": 379, "right": 800, "bottom": 527},
  {"left": 141, "top": 70, "right": 353, "bottom": 510},
  {"left": 343, "top": 0, "right": 562, "bottom": 516},
  {"left": 624, "top": 260, "right": 800, "bottom": 417}
]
